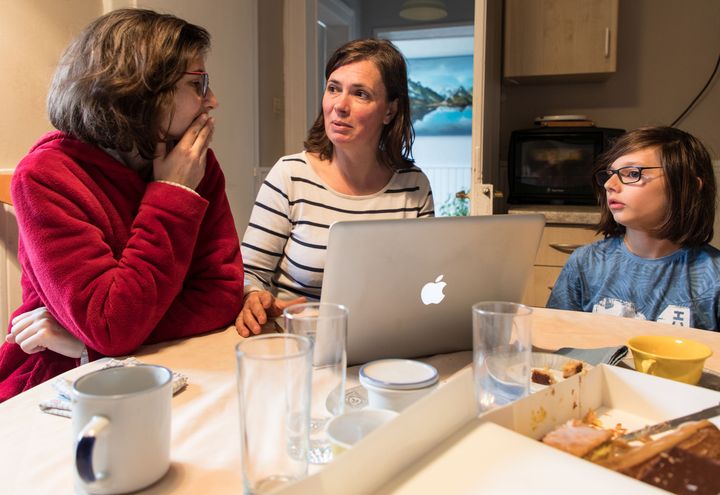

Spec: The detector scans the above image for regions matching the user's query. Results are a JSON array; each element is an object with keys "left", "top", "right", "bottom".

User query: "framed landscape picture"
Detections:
[
  {"left": 408, "top": 54, "right": 473, "bottom": 136},
  {"left": 377, "top": 25, "right": 474, "bottom": 215}
]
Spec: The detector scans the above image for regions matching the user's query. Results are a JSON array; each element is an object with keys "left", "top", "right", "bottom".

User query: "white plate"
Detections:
[{"left": 530, "top": 352, "right": 592, "bottom": 392}]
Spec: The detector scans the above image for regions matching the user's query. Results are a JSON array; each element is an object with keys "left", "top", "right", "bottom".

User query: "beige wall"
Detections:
[
  {"left": 0, "top": 0, "right": 259, "bottom": 232},
  {"left": 258, "top": 0, "right": 285, "bottom": 168},
  {"left": 500, "top": 0, "right": 720, "bottom": 161},
  {"left": 0, "top": 0, "right": 101, "bottom": 168}
]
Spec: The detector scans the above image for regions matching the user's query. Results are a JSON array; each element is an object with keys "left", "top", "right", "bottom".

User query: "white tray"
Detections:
[{"left": 279, "top": 365, "right": 720, "bottom": 495}]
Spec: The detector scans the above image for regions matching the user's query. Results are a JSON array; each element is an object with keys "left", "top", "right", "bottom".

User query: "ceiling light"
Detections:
[{"left": 399, "top": 0, "right": 448, "bottom": 21}]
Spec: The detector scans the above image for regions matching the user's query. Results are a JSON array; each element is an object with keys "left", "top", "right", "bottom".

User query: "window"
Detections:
[{"left": 377, "top": 25, "right": 473, "bottom": 216}]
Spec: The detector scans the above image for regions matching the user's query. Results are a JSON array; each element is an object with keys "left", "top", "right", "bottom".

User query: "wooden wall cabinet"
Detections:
[
  {"left": 503, "top": 0, "right": 618, "bottom": 82},
  {"left": 522, "top": 224, "right": 602, "bottom": 307}
]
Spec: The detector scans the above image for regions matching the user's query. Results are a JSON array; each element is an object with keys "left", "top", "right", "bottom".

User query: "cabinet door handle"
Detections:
[
  {"left": 549, "top": 243, "right": 583, "bottom": 254},
  {"left": 604, "top": 28, "right": 610, "bottom": 58}
]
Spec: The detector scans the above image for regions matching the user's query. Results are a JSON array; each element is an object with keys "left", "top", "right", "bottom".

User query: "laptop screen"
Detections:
[{"left": 321, "top": 214, "right": 545, "bottom": 365}]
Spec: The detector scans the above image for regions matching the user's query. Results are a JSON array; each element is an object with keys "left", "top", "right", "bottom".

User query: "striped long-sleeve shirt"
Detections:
[{"left": 241, "top": 151, "right": 435, "bottom": 301}]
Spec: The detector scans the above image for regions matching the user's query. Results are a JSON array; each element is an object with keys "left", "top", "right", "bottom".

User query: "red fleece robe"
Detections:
[{"left": 0, "top": 131, "right": 244, "bottom": 401}]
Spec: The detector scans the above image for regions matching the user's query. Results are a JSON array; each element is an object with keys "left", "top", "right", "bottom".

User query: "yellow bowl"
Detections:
[{"left": 627, "top": 335, "right": 712, "bottom": 385}]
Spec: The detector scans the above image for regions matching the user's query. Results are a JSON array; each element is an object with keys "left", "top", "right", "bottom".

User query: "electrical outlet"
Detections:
[{"left": 272, "top": 97, "right": 282, "bottom": 115}]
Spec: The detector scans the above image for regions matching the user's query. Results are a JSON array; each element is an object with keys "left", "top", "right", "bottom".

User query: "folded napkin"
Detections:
[
  {"left": 39, "top": 357, "right": 188, "bottom": 418},
  {"left": 553, "top": 345, "right": 628, "bottom": 366}
]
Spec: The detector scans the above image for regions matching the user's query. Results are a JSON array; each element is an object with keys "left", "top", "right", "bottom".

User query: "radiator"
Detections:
[
  {"left": 0, "top": 204, "right": 20, "bottom": 340},
  {"left": 422, "top": 166, "right": 472, "bottom": 211}
]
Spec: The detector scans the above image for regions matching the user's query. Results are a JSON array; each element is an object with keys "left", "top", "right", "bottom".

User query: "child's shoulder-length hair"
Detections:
[
  {"left": 47, "top": 9, "right": 210, "bottom": 160},
  {"left": 594, "top": 126, "right": 716, "bottom": 247}
]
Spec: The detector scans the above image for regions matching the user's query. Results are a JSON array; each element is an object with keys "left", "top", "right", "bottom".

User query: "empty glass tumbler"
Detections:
[
  {"left": 236, "top": 334, "right": 313, "bottom": 494},
  {"left": 472, "top": 301, "right": 532, "bottom": 413},
  {"left": 284, "top": 302, "right": 348, "bottom": 464}
]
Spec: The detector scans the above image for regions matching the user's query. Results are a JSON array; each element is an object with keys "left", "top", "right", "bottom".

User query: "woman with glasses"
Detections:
[
  {"left": 547, "top": 126, "right": 720, "bottom": 330},
  {"left": 0, "top": 9, "right": 244, "bottom": 400}
]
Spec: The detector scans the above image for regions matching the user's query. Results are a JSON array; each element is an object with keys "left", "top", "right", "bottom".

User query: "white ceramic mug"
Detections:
[{"left": 72, "top": 365, "right": 173, "bottom": 494}]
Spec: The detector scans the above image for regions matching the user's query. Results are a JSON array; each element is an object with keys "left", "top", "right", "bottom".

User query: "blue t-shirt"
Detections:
[{"left": 547, "top": 236, "right": 720, "bottom": 331}]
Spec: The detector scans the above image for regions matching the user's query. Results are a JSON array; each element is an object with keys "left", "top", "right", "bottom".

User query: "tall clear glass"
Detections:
[
  {"left": 472, "top": 301, "right": 532, "bottom": 413},
  {"left": 236, "top": 334, "right": 313, "bottom": 494},
  {"left": 284, "top": 302, "right": 348, "bottom": 464}
]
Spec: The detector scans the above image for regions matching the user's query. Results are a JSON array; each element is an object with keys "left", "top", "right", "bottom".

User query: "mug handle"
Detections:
[
  {"left": 75, "top": 415, "right": 110, "bottom": 483},
  {"left": 639, "top": 359, "right": 656, "bottom": 374}
]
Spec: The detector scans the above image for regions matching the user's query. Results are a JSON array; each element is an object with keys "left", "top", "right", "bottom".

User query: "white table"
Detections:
[{"left": 1, "top": 308, "right": 719, "bottom": 494}]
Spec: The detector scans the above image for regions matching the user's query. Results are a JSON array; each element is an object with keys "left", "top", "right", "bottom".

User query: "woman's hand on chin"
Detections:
[{"left": 154, "top": 112, "right": 214, "bottom": 189}]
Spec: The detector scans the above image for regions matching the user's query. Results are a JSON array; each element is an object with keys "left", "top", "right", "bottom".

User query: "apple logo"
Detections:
[{"left": 421, "top": 275, "right": 447, "bottom": 305}]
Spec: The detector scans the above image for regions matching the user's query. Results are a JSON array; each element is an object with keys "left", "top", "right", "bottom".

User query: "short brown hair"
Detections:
[
  {"left": 304, "top": 38, "right": 414, "bottom": 170},
  {"left": 594, "top": 126, "right": 716, "bottom": 246},
  {"left": 47, "top": 9, "right": 210, "bottom": 160}
]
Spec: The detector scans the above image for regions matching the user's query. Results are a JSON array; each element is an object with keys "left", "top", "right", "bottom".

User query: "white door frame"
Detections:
[
  {"left": 283, "top": 0, "right": 318, "bottom": 154},
  {"left": 470, "top": 0, "right": 502, "bottom": 215}
]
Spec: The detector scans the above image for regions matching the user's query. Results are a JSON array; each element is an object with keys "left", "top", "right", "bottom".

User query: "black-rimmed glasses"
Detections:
[
  {"left": 594, "top": 166, "right": 663, "bottom": 186},
  {"left": 184, "top": 71, "right": 209, "bottom": 98}
]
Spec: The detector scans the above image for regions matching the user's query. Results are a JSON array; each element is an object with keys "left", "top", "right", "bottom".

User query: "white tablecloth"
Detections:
[{"left": 1, "top": 308, "right": 719, "bottom": 494}]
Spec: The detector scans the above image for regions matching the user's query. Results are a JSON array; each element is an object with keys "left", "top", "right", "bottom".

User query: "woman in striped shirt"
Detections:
[{"left": 237, "top": 39, "right": 434, "bottom": 337}]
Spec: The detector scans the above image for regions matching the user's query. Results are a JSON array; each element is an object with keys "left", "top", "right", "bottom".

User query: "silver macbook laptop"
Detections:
[{"left": 320, "top": 214, "right": 546, "bottom": 365}]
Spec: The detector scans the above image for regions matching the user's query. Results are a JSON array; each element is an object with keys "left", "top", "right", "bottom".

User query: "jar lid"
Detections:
[{"left": 359, "top": 359, "right": 439, "bottom": 390}]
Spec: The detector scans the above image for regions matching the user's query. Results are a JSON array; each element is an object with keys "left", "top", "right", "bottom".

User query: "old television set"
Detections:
[{"left": 507, "top": 126, "right": 625, "bottom": 205}]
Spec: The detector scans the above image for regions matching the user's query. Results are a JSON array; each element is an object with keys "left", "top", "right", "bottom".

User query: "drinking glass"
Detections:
[
  {"left": 472, "top": 301, "right": 532, "bottom": 413},
  {"left": 236, "top": 334, "right": 313, "bottom": 494},
  {"left": 284, "top": 302, "right": 348, "bottom": 464}
]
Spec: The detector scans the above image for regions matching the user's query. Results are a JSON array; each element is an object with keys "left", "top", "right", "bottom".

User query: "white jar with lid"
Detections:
[{"left": 359, "top": 359, "right": 439, "bottom": 412}]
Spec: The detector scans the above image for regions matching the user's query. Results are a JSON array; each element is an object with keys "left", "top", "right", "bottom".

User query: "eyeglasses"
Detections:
[
  {"left": 594, "top": 166, "right": 663, "bottom": 186},
  {"left": 184, "top": 71, "right": 209, "bottom": 98}
]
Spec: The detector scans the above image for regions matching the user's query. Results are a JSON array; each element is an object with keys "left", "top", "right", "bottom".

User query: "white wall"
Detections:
[
  {"left": 258, "top": 0, "right": 285, "bottom": 169},
  {"left": 0, "top": 1, "right": 101, "bottom": 168}
]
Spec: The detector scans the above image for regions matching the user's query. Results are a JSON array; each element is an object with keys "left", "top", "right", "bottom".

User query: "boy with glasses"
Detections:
[{"left": 548, "top": 126, "right": 720, "bottom": 331}]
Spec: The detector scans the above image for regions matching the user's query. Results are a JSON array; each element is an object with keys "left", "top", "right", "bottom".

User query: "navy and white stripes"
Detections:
[{"left": 241, "top": 151, "right": 434, "bottom": 301}]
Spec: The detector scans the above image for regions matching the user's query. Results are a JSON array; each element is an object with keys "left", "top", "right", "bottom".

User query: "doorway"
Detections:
[
  {"left": 285, "top": 0, "right": 501, "bottom": 215},
  {"left": 377, "top": 25, "right": 474, "bottom": 216}
]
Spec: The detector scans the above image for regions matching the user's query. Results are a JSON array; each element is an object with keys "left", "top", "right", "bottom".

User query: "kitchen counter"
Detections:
[{"left": 507, "top": 204, "right": 600, "bottom": 225}]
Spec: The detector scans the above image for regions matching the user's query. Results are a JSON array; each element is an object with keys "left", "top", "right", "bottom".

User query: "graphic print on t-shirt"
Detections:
[
  {"left": 656, "top": 304, "right": 691, "bottom": 327},
  {"left": 593, "top": 297, "right": 691, "bottom": 326},
  {"left": 593, "top": 297, "right": 647, "bottom": 320}
]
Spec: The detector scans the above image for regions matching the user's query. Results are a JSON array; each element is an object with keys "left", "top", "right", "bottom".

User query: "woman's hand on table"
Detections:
[
  {"left": 236, "top": 290, "right": 306, "bottom": 337},
  {"left": 154, "top": 113, "right": 215, "bottom": 190},
  {"left": 7, "top": 307, "right": 85, "bottom": 358}
]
